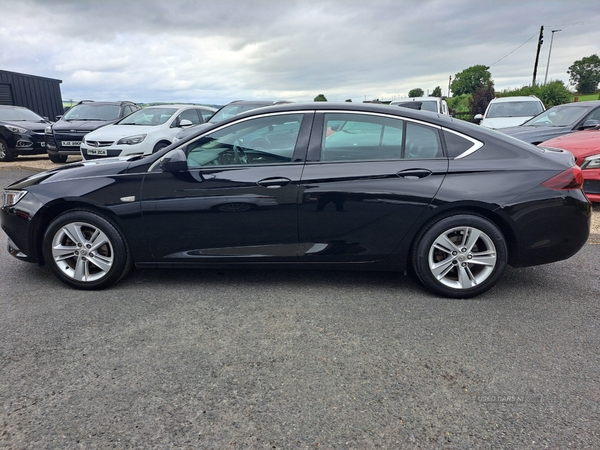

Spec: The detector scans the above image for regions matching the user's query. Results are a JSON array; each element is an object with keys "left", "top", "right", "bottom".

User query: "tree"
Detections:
[
  {"left": 431, "top": 86, "right": 442, "bottom": 97},
  {"left": 537, "top": 81, "right": 572, "bottom": 107},
  {"left": 469, "top": 82, "right": 495, "bottom": 118},
  {"left": 451, "top": 65, "right": 493, "bottom": 96},
  {"left": 568, "top": 54, "right": 600, "bottom": 94},
  {"left": 408, "top": 88, "right": 424, "bottom": 98},
  {"left": 314, "top": 94, "right": 328, "bottom": 102}
]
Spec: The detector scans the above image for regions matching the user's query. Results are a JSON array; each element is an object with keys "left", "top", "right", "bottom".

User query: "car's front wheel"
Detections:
[
  {"left": 48, "top": 154, "right": 68, "bottom": 163},
  {"left": 42, "top": 210, "right": 132, "bottom": 289},
  {"left": 412, "top": 214, "right": 508, "bottom": 298},
  {"left": 0, "top": 138, "right": 16, "bottom": 162}
]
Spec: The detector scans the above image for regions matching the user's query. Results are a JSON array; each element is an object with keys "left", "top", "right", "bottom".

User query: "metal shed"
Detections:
[{"left": 0, "top": 69, "right": 63, "bottom": 120}]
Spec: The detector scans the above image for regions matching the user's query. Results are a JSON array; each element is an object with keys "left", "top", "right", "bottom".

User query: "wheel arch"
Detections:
[
  {"left": 407, "top": 203, "right": 518, "bottom": 268},
  {"left": 32, "top": 199, "right": 130, "bottom": 265}
]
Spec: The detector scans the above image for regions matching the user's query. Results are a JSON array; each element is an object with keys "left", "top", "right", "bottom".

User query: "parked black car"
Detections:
[
  {"left": 1, "top": 102, "right": 591, "bottom": 298},
  {"left": 0, "top": 105, "right": 52, "bottom": 162},
  {"left": 500, "top": 100, "right": 600, "bottom": 145},
  {"left": 45, "top": 100, "right": 140, "bottom": 163}
]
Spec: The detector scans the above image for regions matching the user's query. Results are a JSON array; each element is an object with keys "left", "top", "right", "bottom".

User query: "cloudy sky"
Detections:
[{"left": 2, "top": 0, "right": 599, "bottom": 106}]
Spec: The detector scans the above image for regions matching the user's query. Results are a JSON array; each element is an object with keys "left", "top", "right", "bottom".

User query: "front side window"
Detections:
[
  {"left": 172, "top": 109, "right": 201, "bottom": 127},
  {"left": 186, "top": 114, "right": 303, "bottom": 168},
  {"left": 321, "top": 113, "right": 442, "bottom": 161}
]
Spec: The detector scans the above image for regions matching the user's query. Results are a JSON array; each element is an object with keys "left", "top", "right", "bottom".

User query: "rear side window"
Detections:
[{"left": 321, "top": 113, "right": 444, "bottom": 161}]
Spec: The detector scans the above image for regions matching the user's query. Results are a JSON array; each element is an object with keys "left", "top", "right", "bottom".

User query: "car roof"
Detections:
[
  {"left": 489, "top": 96, "right": 542, "bottom": 103},
  {"left": 225, "top": 100, "right": 292, "bottom": 106},
  {"left": 553, "top": 100, "right": 600, "bottom": 108},
  {"left": 391, "top": 97, "right": 442, "bottom": 103}
]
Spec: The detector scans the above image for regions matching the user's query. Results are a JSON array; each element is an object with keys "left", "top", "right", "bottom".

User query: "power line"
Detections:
[{"left": 488, "top": 31, "right": 539, "bottom": 67}]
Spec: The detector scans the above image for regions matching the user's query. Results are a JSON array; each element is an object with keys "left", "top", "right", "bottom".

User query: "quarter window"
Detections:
[{"left": 186, "top": 114, "right": 303, "bottom": 167}]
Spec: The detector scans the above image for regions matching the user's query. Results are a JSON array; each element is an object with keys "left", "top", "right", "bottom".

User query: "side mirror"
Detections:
[
  {"left": 179, "top": 119, "right": 193, "bottom": 128},
  {"left": 580, "top": 119, "right": 600, "bottom": 130},
  {"left": 474, "top": 114, "right": 483, "bottom": 123},
  {"left": 55, "top": 115, "right": 63, "bottom": 121},
  {"left": 160, "top": 149, "right": 188, "bottom": 172}
]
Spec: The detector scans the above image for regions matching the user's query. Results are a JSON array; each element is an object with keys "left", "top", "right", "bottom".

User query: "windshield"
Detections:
[
  {"left": 522, "top": 105, "right": 590, "bottom": 127},
  {"left": 209, "top": 104, "right": 266, "bottom": 123},
  {"left": 63, "top": 104, "right": 122, "bottom": 121},
  {"left": 118, "top": 108, "right": 177, "bottom": 126},
  {"left": 487, "top": 101, "right": 544, "bottom": 118},
  {"left": 0, "top": 107, "right": 45, "bottom": 122}
]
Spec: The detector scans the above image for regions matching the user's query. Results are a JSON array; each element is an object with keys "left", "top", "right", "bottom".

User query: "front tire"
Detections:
[
  {"left": 48, "top": 154, "right": 68, "bottom": 163},
  {"left": 42, "top": 210, "right": 132, "bottom": 290},
  {"left": 412, "top": 214, "right": 508, "bottom": 298},
  {"left": 0, "top": 138, "right": 16, "bottom": 162}
]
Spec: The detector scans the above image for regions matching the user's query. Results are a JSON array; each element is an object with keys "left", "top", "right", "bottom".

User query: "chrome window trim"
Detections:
[
  {"left": 442, "top": 127, "right": 484, "bottom": 159},
  {"left": 319, "top": 110, "right": 443, "bottom": 130}
]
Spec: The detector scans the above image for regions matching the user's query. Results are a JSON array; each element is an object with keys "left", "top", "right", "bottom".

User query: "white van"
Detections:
[{"left": 389, "top": 97, "right": 450, "bottom": 115}]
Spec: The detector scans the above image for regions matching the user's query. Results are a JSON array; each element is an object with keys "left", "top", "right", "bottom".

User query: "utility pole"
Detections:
[
  {"left": 543, "top": 29, "right": 561, "bottom": 85},
  {"left": 532, "top": 25, "right": 544, "bottom": 86},
  {"left": 448, "top": 75, "right": 452, "bottom": 97}
]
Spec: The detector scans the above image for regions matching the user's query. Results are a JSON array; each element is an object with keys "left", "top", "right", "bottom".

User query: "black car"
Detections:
[
  {"left": 1, "top": 103, "right": 591, "bottom": 298},
  {"left": 0, "top": 105, "right": 52, "bottom": 162},
  {"left": 45, "top": 100, "right": 140, "bottom": 163},
  {"left": 500, "top": 100, "right": 600, "bottom": 145}
]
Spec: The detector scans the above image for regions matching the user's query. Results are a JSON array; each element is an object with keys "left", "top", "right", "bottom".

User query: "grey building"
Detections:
[{"left": 0, "top": 69, "right": 63, "bottom": 120}]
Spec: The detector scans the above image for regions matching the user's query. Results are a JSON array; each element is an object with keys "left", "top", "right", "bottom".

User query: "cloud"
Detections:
[{"left": 2, "top": 0, "right": 599, "bottom": 104}]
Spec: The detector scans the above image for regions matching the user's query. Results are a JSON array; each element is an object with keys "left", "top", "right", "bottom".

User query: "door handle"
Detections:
[
  {"left": 396, "top": 169, "right": 433, "bottom": 179},
  {"left": 257, "top": 177, "right": 292, "bottom": 188}
]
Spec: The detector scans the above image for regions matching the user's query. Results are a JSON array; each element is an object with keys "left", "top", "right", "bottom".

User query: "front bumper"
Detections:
[
  {"left": 46, "top": 132, "right": 87, "bottom": 155},
  {"left": 582, "top": 168, "right": 600, "bottom": 203},
  {"left": 7, "top": 236, "right": 36, "bottom": 263},
  {"left": 7, "top": 131, "right": 47, "bottom": 156}
]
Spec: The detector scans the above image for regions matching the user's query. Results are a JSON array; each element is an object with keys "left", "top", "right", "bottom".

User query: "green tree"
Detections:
[
  {"left": 469, "top": 82, "right": 495, "bottom": 118},
  {"left": 431, "top": 86, "right": 442, "bottom": 97},
  {"left": 451, "top": 65, "right": 493, "bottom": 96},
  {"left": 314, "top": 94, "right": 328, "bottom": 102},
  {"left": 537, "top": 81, "right": 572, "bottom": 107},
  {"left": 568, "top": 54, "right": 600, "bottom": 94},
  {"left": 408, "top": 88, "right": 424, "bottom": 97}
]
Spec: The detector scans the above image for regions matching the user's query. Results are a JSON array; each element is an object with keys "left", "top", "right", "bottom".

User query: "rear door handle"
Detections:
[
  {"left": 257, "top": 177, "right": 292, "bottom": 188},
  {"left": 396, "top": 169, "right": 433, "bottom": 179}
]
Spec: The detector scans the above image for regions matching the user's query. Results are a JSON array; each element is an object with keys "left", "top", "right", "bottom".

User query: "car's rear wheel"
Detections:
[
  {"left": 42, "top": 210, "right": 132, "bottom": 290},
  {"left": 0, "top": 138, "right": 16, "bottom": 162},
  {"left": 412, "top": 214, "right": 508, "bottom": 298},
  {"left": 49, "top": 154, "right": 68, "bottom": 163}
]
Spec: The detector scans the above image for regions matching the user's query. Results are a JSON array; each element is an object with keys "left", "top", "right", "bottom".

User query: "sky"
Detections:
[{"left": 1, "top": 0, "right": 599, "bottom": 106}]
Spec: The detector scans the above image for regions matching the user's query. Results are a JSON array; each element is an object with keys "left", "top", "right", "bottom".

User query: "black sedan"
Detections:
[
  {"left": 500, "top": 100, "right": 600, "bottom": 145},
  {"left": 0, "top": 105, "right": 51, "bottom": 162},
  {"left": 1, "top": 103, "right": 591, "bottom": 298}
]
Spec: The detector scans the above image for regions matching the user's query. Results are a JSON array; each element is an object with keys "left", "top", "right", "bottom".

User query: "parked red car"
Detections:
[{"left": 540, "top": 126, "right": 600, "bottom": 203}]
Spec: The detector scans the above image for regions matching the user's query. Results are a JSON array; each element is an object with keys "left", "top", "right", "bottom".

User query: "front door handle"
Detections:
[
  {"left": 257, "top": 177, "right": 292, "bottom": 188},
  {"left": 396, "top": 169, "right": 433, "bottom": 179}
]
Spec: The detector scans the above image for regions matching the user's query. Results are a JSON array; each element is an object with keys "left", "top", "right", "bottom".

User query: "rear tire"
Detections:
[
  {"left": 412, "top": 214, "right": 508, "bottom": 298},
  {"left": 42, "top": 210, "right": 132, "bottom": 290},
  {"left": 0, "top": 139, "right": 16, "bottom": 162}
]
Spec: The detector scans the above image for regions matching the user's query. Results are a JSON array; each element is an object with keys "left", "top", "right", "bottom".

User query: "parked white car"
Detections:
[
  {"left": 475, "top": 96, "right": 545, "bottom": 129},
  {"left": 389, "top": 97, "right": 450, "bottom": 115},
  {"left": 80, "top": 105, "right": 216, "bottom": 159}
]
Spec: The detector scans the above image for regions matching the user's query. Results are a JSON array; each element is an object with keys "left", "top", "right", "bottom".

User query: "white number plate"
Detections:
[
  {"left": 87, "top": 148, "right": 107, "bottom": 156},
  {"left": 61, "top": 141, "right": 81, "bottom": 147}
]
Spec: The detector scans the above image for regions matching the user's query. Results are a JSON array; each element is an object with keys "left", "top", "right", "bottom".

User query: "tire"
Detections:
[
  {"left": 42, "top": 210, "right": 132, "bottom": 290},
  {"left": 49, "top": 153, "right": 68, "bottom": 163},
  {"left": 0, "top": 138, "right": 16, "bottom": 162},
  {"left": 152, "top": 142, "right": 169, "bottom": 153},
  {"left": 412, "top": 214, "right": 508, "bottom": 299}
]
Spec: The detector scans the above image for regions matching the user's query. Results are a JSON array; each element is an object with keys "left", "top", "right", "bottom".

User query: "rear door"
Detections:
[{"left": 297, "top": 111, "right": 448, "bottom": 262}]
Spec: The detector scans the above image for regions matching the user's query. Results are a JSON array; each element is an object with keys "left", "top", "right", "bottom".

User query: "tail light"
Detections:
[{"left": 541, "top": 166, "right": 584, "bottom": 190}]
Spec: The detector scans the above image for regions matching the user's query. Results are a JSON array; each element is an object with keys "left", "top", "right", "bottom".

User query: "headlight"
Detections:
[
  {"left": 45, "top": 126, "right": 52, "bottom": 134},
  {"left": 5, "top": 125, "right": 28, "bottom": 133},
  {"left": 3, "top": 190, "right": 27, "bottom": 207},
  {"left": 581, "top": 154, "right": 600, "bottom": 170},
  {"left": 117, "top": 134, "right": 146, "bottom": 145}
]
